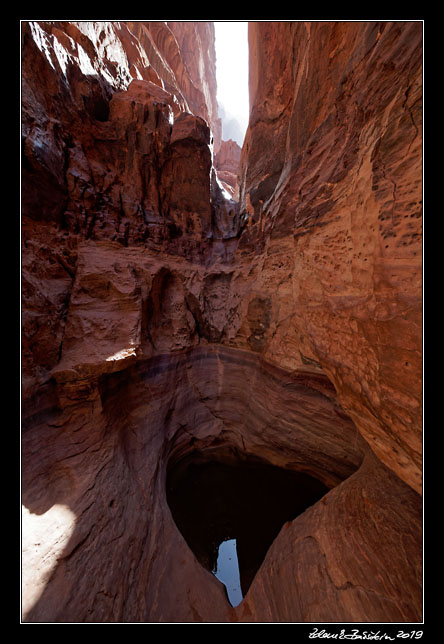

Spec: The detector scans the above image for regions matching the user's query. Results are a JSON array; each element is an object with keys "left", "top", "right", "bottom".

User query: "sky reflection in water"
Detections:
[{"left": 212, "top": 538, "right": 243, "bottom": 607}]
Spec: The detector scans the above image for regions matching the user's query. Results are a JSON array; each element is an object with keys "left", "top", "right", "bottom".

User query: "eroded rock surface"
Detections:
[
  {"left": 215, "top": 139, "right": 242, "bottom": 197},
  {"left": 22, "top": 21, "right": 422, "bottom": 623},
  {"left": 22, "top": 20, "right": 236, "bottom": 402},
  {"left": 238, "top": 21, "right": 423, "bottom": 494}
]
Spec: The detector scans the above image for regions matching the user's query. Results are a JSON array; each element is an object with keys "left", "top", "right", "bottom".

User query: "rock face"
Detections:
[
  {"left": 21, "top": 21, "right": 422, "bottom": 623},
  {"left": 21, "top": 20, "right": 233, "bottom": 402},
  {"left": 215, "top": 138, "right": 242, "bottom": 197},
  {"left": 238, "top": 21, "right": 423, "bottom": 495}
]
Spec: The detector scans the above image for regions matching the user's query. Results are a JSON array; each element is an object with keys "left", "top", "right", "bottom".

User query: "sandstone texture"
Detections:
[
  {"left": 215, "top": 138, "right": 242, "bottom": 197},
  {"left": 22, "top": 20, "right": 234, "bottom": 402},
  {"left": 21, "top": 21, "right": 423, "bottom": 623},
  {"left": 238, "top": 21, "right": 422, "bottom": 495}
]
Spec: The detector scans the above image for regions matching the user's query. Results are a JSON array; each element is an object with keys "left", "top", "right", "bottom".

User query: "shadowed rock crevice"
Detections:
[{"left": 166, "top": 452, "right": 331, "bottom": 599}]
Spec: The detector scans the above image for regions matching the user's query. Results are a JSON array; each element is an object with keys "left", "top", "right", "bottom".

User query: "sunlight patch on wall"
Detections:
[{"left": 22, "top": 503, "right": 77, "bottom": 617}]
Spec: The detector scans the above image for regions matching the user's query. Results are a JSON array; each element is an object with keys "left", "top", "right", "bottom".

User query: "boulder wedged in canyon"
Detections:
[{"left": 21, "top": 21, "right": 422, "bottom": 623}]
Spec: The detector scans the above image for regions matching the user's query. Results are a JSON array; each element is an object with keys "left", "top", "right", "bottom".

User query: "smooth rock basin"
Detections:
[{"left": 22, "top": 346, "right": 421, "bottom": 622}]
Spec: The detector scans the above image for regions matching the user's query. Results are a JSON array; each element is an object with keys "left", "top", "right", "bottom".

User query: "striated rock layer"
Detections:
[{"left": 21, "top": 21, "right": 422, "bottom": 623}]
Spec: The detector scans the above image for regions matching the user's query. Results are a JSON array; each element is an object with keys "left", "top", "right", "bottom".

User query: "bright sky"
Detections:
[{"left": 214, "top": 21, "right": 249, "bottom": 144}]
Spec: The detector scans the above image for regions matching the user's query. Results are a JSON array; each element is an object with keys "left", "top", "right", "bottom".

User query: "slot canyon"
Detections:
[{"left": 21, "top": 21, "right": 423, "bottom": 623}]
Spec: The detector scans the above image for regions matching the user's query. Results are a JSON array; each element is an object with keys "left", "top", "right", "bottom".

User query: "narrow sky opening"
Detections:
[{"left": 214, "top": 21, "right": 249, "bottom": 147}]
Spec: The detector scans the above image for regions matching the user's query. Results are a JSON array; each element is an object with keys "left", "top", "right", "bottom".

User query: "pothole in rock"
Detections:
[{"left": 166, "top": 453, "right": 330, "bottom": 605}]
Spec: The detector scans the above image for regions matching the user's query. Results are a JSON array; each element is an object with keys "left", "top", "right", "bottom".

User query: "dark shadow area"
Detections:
[{"left": 166, "top": 451, "right": 329, "bottom": 598}]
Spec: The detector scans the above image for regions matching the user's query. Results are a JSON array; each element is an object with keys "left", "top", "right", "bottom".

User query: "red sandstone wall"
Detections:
[
  {"left": 21, "top": 20, "right": 229, "bottom": 401},
  {"left": 238, "top": 21, "right": 423, "bottom": 494}
]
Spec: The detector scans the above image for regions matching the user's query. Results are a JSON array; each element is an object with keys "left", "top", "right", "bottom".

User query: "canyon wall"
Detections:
[
  {"left": 215, "top": 138, "right": 242, "bottom": 197},
  {"left": 22, "top": 20, "right": 228, "bottom": 403},
  {"left": 238, "top": 21, "right": 422, "bottom": 495},
  {"left": 21, "top": 21, "right": 422, "bottom": 623}
]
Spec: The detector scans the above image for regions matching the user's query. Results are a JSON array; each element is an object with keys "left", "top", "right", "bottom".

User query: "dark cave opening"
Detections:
[{"left": 166, "top": 451, "right": 330, "bottom": 603}]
